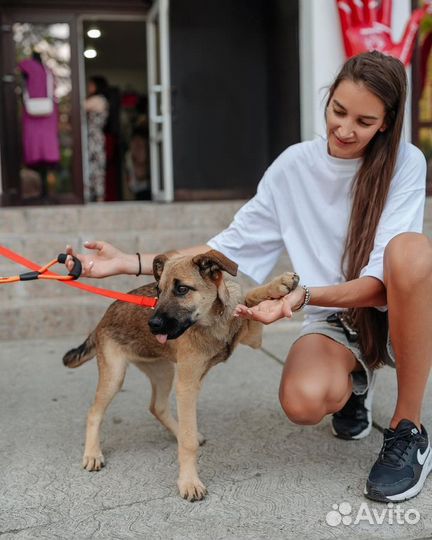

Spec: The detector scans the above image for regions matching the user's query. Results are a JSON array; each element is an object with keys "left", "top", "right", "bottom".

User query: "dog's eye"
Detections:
[{"left": 175, "top": 285, "right": 189, "bottom": 296}]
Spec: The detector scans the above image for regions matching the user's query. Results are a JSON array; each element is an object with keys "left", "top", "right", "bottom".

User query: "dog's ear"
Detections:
[
  {"left": 153, "top": 250, "right": 180, "bottom": 281},
  {"left": 192, "top": 250, "right": 238, "bottom": 279},
  {"left": 153, "top": 254, "right": 168, "bottom": 281},
  {"left": 192, "top": 250, "right": 237, "bottom": 306}
]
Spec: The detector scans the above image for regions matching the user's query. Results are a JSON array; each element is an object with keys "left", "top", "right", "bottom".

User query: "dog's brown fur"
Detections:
[{"left": 63, "top": 250, "right": 299, "bottom": 501}]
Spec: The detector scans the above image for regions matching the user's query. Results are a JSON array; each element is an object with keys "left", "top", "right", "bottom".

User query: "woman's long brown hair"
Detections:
[{"left": 325, "top": 51, "right": 407, "bottom": 369}]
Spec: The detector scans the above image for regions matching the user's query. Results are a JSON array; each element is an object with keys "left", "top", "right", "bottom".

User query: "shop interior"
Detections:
[{"left": 82, "top": 19, "right": 150, "bottom": 202}]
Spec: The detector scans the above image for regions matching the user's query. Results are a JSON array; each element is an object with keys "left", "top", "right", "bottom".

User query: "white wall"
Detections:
[{"left": 300, "top": 0, "right": 412, "bottom": 142}]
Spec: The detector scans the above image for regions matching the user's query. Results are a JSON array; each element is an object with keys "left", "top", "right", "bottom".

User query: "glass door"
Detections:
[
  {"left": 146, "top": 0, "right": 174, "bottom": 202},
  {"left": 0, "top": 11, "right": 83, "bottom": 205}
]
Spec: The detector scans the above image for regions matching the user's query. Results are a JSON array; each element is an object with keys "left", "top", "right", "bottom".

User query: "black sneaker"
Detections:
[
  {"left": 365, "top": 419, "right": 432, "bottom": 502},
  {"left": 331, "top": 370, "right": 375, "bottom": 440}
]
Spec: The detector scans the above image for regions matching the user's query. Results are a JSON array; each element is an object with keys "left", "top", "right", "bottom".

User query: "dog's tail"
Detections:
[{"left": 63, "top": 332, "right": 96, "bottom": 368}]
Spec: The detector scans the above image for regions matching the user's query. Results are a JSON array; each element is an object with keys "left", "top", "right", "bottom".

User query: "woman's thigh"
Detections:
[{"left": 279, "top": 334, "right": 358, "bottom": 424}]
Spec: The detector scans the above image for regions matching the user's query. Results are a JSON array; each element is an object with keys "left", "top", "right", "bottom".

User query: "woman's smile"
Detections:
[{"left": 332, "top": 133, "right": 356, "bottom": 147}]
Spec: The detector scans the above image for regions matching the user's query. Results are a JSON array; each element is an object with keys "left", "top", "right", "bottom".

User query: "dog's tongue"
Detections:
[{"left": 155, "top": 334, "right": 168, "bottom": 345}]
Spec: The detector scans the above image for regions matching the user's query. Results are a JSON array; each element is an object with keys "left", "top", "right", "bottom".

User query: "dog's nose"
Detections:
[{"left": 148, "top": 316, "right": 165, "bottom": 333}]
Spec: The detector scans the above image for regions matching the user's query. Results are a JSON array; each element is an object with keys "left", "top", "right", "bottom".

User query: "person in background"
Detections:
[
  {"left": 85, "top": 75, "right": 109, "bottom": 202},
  {"left": 124, "top": 126, "right": 151, "bottom": 200}
]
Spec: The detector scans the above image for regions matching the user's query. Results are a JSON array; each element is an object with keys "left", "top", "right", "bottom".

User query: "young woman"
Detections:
[
  {"left": 67, "top": 51, "right": 431, "bottom": 503},
  {"left": 84, "top": 75, "right": 110, "bottom": 202}
]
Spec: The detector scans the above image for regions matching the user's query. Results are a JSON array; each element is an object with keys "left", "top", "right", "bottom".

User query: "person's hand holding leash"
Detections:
[
  {"left": 234, "top": 285, "right": 306, "bottom": 325},
  {"left": 65, "top": 241, "right": 133, "bottom": 278},
  {"left": 66, "top": 241, "right": 213, "bottom": 279}
]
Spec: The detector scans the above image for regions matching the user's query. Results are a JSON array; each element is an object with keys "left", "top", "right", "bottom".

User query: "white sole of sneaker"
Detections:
[
  {"left": 331, "top": 416, "right": 372, "bottom": 440},
  {"left": 364, "top": 445, "right": 432, "bottom": 502}
]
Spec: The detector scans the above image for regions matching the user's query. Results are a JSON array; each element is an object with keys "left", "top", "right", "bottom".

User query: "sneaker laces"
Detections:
[{"left": 379, "top": 427, "right": 416, "bottom": 466}]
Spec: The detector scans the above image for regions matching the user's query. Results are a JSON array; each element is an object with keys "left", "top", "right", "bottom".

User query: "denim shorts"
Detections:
[{"left": 293, "top": 314, "right": 395, "bottom": 396}]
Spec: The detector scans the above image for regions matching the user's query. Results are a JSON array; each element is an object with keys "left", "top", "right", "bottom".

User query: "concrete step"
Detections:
[
  {"left": 0, "top": 201, "right": 246, "bottom": 339},
  {"left": 0, "top": 201, "right": 244, "bottom": 234},
  {"left": 0, "top": 227, "right": 222, "bottom": 273},
  {"left": 1, "top": 198, "right": 431, "bottom": 340},
  {"left": 0, "top": 297, "right": 109, "bottom": 341}
]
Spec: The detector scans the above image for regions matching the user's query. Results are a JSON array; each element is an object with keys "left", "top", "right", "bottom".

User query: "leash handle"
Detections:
[
  {"left": 0, "top": 245, "right": 157, "bottom": 308},
  {"left": 57, "top": 253, "right": 82, "bottom": 280}
]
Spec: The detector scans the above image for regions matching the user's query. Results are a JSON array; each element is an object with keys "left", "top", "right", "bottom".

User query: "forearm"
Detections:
[
  {"left": 308, "top": 276, "right": 387, "bottom": 309},
  {"left": 121, "top": 244, "right": 211, "bottom": 275}
]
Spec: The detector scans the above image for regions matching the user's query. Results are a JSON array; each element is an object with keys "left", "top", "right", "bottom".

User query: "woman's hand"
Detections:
[
  {"left": 233, "top": 286, "right": 306, "bottom": 325},
  {"left": 65, "top": 241, "right": 133, "bottom": 278}
]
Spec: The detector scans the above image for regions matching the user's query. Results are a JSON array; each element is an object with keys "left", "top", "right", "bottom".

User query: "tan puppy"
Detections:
[{"left": 63, "top": 250, "right": 299, "bottom": 501}]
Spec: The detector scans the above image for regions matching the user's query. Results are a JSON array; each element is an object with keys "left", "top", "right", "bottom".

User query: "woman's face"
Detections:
[
  {"left": 87, "top": 80, "right": 97, "bottom": 96},
  {"left": 326, "top": 79, "right": 387, "bottom": 159}
]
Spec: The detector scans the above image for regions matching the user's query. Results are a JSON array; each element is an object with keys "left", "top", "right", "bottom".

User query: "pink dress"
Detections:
[{"left": 18, "top": 59, "right": 60, "bottom": 166}]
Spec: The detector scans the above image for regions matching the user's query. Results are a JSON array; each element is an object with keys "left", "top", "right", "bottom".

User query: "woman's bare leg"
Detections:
[
  {"left": 364, "top": 233, "right": 432, "bottom": 503},
  {"left": 279, "top": 334, "right": 359, "bottom": 424},
  {"left": 384, "top": 232, "right": 432, "bottom": 430}
]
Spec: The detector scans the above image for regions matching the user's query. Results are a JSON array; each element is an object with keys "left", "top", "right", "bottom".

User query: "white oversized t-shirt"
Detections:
[{"left": 208, "top": 136, "right": 427, "bottom": 326}]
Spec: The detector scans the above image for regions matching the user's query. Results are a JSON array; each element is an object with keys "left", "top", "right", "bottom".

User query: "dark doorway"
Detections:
[
  {"left": 81, "top": 18, "right": 150, "bottom": 202},
  {"left": 170, "top": 0, "right": 300, "bottom": 200}
]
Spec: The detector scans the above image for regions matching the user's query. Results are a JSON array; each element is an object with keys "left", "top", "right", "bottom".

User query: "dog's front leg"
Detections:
[
  {"left": 245, "top": 271, "right": 300, "bottom": 307},
  {"left": 238, "top": 272, "right": 300, "bottom": 349},
  {"left": 175, "top": 357, "right": 207, "bottom": 502}
]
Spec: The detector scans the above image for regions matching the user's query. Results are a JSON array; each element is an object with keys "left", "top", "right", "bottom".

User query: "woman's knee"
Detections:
[
  {"left": 384, "top": 233, "right": 432, "bottom": 287},
  {"left": 279, "top": 376, "right": 333, "bottom": 425}
]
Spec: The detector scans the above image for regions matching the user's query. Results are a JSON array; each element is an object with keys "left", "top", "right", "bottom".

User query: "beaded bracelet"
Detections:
[{"left": 294, "top": 285, "right": 311, "bottom": 312}]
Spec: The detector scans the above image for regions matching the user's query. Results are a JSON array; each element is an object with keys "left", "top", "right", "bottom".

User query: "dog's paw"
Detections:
[
  {"left": 198, "top": 432, "right": 206, "bottom": 446},
  {"left": 268, "top": 272, "right": 299, "bottom": 298},
  {"left": 82, "top": 453, "right": 105, "bottom": 471},
  {"left": 177, "top": 476, "right": 207, "bottom": 502}
]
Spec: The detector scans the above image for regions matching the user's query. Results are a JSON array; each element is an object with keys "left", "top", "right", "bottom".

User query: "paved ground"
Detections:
[{"left": 1, "top": 322, "right": 432, "bottom": 539}]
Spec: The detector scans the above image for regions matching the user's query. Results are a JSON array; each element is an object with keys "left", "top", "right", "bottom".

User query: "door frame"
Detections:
[
  {"left": 0, "top": 9, "right": 84, "bottom": 205},
  {"left": 146, "top": 0, "right": 174, "bottom": 202},
  {"left": 78, "top": 5, "right": 174, "bottom": 203}
]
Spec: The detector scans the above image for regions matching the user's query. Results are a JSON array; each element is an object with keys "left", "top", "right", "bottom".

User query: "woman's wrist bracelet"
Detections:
[
  {"left": 136, "top": 252, "right": 142, "bottom": 276},
  {"left": 294, "top": 285, "right": 311, "bottom": 312}
]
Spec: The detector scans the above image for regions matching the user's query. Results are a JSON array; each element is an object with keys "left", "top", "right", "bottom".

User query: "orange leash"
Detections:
[{"left": 0, "top": 245, "right": 158, "bottom": 309}]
